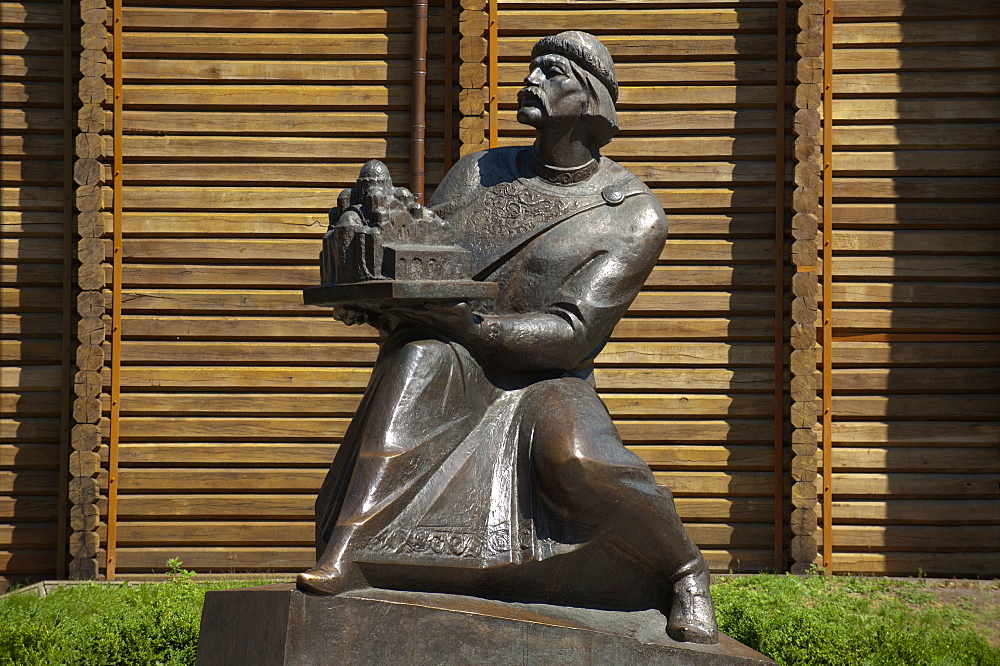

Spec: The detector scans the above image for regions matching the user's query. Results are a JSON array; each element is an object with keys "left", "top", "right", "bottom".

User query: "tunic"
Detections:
[{"left": 311, "top": 146, "right": 670, "bottom": 603}]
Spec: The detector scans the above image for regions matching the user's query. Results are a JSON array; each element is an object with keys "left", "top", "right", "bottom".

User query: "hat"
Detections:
[{"left": 531, "top": 31, "right": 618, "bottom": 102}]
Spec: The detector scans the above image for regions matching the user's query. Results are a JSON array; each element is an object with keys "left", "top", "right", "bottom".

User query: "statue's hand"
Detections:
[{"left": 333, "top": 306, "right": 372, "bottom": 327}]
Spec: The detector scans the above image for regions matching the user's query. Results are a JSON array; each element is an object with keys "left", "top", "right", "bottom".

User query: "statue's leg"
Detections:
[
  {"left": 298, "top": 337, "right": 494, "bottom": 595},
  {"left": 527, "top": 378, "right": 718, "bottom": 644}
]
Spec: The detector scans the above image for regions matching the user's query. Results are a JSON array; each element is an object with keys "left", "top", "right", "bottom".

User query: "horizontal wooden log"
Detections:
[
  {"left": 833, "top": 230, "right": 999, "bottom": 254},
  {"left": 830, "top": 499, "right": 1000, "bottom": 525},
  {"left": 834, "top": 72, "right": 1000, "bottom": 96},
  {"left": 498, "top": 60, "right": 781, "bottom": 85},
  {"left": 834, "top": 256, "right": 999, "bottom": 279},
  {"left": 121, "top": 58, "right": 452, "bottom": 84},
  {"left": 109, "top": 519, "right": 774, "bottom": 550},
  {"left": 833, "top": 46, "right": 1000, "bottom": 72},
  {"left": 0, "top": 365, "right": 61, "bottom": 390},
  {"left": 833, "top": 341, "right": 998, "bottom": 366},
  {"left": 832, "top": 308, "right": 1000, "bottom": 332},
  {"left": 832, "top": 282, "right": 1000, "bottom": 306},
  {"left": 107, "top": 417, "right": 776, "bottom": 445},
  {"left": 500, "top": 8, "right": 782, "bottom": 33},
  {"left": 112, "top": 313, "right": 771, "bottom": 342},
  {"left": 113, "top": 288, "right": 776, "bottom": 316},
  {"left": 832, "top": 177, "right": 1000, "bottom": 200},
  {"left": 830, "top": 552, "right": 998, "bottom": 577},
  {"left": 833, "top": 396, "right": 1000, "bottom": 420},
  {"left": 115, "top": 264, "right": 776, "bottom": 291},
  {"left": 831, "top": 421, "right": 1000, "bottom": 446},
  {"left": 832, "top": 446, "right": 1000, "bottom": 473},
  {"left": 499, "top": 84, "right": 783, "bottom": 108},
  {"left": 499, "top": 109, "right": 778, "bottom": 133},
  {"left": 833, "top": 124, "right": 999, "bottom": 149},
  {"left": 0, "top": 496, "right": 57, "bottom": 521},
  {"left": 106, "top": 135, "right": 777, "bottom": 161},
  {"left": 834, "top": 98, "right": 1000, "bottom": 122},
  {"left": 119, "top": 32, "right": 435, "bottom": 57},
  {"left": 0, "top": 286, "right": 63, "bottom": 311},
  {"left": 0, "top": 393, "right": 61, "bottom": 417},
  {"left": 834, "top": 150, "right": 1000, "bottom": 176},
  {"left": 0, "top": 339, "right": 62, "bottom": 362},
  {"left": 830, "top": 367, "right": 1000, "bottom": 393},
  {"left": 106, "top": 392, "right": 773, "bottom": 420},
  {"left": 108, "top": 492, "right": 770, "bottom": 524},
  {"left": 106, "top": 367, "right": 764, "bottom": 396},
  {"left": 831, "top": 203, "right": 999, "bottom": 227},
  {"left": 499, "top": 35, "right": 779, "bottom": 59},
  {"left": 0, "top": 550, "right": 56, "bottom": 575},
  {"left": 120, "top": 7, "right": 447, "bottom": 31},
  {"left": 833, "top": 20, "right": 1000, "bottom": 46},
  {"left": 113, "top": 441, "right": 775, "bottom": 470},
  {"left": 831, "top": 472, "right": 998, "bottom": 497}
]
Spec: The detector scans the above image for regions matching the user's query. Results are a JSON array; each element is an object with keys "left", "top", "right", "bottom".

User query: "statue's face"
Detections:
[{"left": 517, "top": 54, "right": 590, "bottom": 127}]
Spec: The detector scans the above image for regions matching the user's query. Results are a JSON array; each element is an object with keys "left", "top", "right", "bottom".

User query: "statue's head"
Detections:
[{"left": 517, "top": 31, "right": 619, "bottom": 148}]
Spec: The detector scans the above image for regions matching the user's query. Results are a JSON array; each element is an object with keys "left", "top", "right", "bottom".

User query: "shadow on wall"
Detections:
[
  {"left": 828, "top": 0, "right": 1000, "bottom": 577},
  {"left": 1, "top": 17, "right": 79, "bottom": 590}
]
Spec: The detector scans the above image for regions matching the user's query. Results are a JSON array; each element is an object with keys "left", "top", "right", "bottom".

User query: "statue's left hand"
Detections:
[{"left": 383, "top": 302, "right": 477, "bottom": 340}]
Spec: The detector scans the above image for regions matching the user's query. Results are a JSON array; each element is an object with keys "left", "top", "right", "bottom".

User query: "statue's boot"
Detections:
[
  {"left": 666, "top": 560, "right": 718, "bottom": 644},
  {"left": 296, "top": 526, "right": 364, "bottom": 595}
]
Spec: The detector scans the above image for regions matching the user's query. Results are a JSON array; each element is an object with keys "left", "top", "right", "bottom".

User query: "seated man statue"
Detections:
[{"left": 299, "top": 31, "right": 718, "bottom": 644}]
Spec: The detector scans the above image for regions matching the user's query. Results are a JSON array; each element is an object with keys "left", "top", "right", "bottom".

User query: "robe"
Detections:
[{"left": 311, "top": 146, "right": 674, "bottom": 606}]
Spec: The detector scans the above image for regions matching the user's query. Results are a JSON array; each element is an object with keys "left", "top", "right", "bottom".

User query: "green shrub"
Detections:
[
  {"left": 713, "top": 573, "right": 1000, "bottom": 666},
  {"left": 0, "top": 574, "right": 251, "bottom": 666}
]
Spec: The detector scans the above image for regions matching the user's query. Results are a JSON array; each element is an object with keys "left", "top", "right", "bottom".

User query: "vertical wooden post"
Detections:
[
  {"left": 772, "top": 0, "right": 787, "bottom": 573},
  {"left": 487, "top": 0, "right": 498, "bottom": 148},
  {"left": 70, "top": 0, "right": 112, "bottom": 581},
  {"left": 106, "top": 0, "right": 124, "bottom": 581},
  {"left": 788, "top": 0, "right": 823, "bottom": 575},
  {"left": 57, "top": 0, "right": 74, "bottom": 579},
  {"left": 457, "top": 0, "right": 487, "bottom": 157},
  {"left": 820, "top": 0, "right": 834, "bottom": 574},
  {"left": 444, "top": 0, "right": 454, "bottom": 173},
  {"left": 410, "top": 0, "right": 428, "bottom": 202}
]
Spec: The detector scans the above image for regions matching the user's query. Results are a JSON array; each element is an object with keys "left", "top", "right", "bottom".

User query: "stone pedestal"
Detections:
[{"left": 196, "top": 584, "right": 774, "bottom": 665}]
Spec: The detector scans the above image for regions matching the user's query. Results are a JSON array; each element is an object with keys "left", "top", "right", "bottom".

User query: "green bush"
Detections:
[
  {"left": 713, "top": 573, "right": 1000, "bottom": 666},
  {"left": 0, "top": 571, "right": 251, "bottom": 666}
]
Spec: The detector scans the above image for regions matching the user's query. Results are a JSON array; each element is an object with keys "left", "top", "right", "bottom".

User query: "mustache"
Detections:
[{"left": 517, "top": 87, "right": 545, "bottom": 105}]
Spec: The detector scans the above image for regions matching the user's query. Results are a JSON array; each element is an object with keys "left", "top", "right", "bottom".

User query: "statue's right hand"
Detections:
[{"left": 333, "top": 307, "right": 369, "bottom": 327}]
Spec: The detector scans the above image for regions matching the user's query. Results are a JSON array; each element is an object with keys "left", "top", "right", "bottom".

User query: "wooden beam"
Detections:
[
  {"left": 821, "top": 0, "right": 834, "bottom": 574},
  {"left": 106, "top": 0, "right": 122, "bottom": 581},
  {"left": 773, "top": 0, "right": 788, "bottom": 573},
  {"left": 487, "top": 0, "right": 497, "bottom": 148}
]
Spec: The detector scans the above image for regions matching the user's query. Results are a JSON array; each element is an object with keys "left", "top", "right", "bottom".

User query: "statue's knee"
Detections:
[{"left": 397, "top": 338, "right": 453, "bottom": 368}]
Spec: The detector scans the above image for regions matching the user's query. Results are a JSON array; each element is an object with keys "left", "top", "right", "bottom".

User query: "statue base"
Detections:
[{"left": 196, "top": 584, "right": 774, "bottom": 665}]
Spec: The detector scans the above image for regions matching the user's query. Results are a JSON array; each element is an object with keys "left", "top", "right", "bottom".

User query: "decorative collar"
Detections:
[{"left": 531, "top": 151, "right": 600, "bottom": 186}]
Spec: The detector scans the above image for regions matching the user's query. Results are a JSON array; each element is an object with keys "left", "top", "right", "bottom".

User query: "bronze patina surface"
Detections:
[{"left": 300, "top": 31, "right": 718, "bottom": 645}]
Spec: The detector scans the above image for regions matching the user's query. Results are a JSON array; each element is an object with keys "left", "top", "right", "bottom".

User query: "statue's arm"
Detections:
[{"left": 449, "top": 195, "right": 666, "bottom": 373}]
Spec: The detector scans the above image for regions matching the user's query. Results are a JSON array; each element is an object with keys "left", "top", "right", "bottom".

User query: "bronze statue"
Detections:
[{"left": 301, "top": 31, "right": 718, "bottom": 645}]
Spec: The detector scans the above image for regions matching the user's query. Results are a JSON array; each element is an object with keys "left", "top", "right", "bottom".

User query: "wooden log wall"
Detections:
[
  {"left": 0, "top": 0, "right": 76, "bottom": 590},
  {"left": 823, "top": 0, "right": 1000, "bottom": 576},
  {"left": 492, "top": 0, "right": 795, "bottom": 573},
  {"left": 2, "top": 0, "right": 998, "bottom": 582},
  {"left": 77, "top": 0, "right": 459, "bottom": 577}
]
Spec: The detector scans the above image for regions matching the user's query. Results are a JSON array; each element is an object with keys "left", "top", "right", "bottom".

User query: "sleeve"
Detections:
[{"left": 463, "top": 193, "right": 667, "bottom": 373}]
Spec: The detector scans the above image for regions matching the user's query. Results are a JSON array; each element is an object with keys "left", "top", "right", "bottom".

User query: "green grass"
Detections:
[
  {"left": 713, "top": 573, "right": 1000, "bottom": 666},
  {"left": 1, "top": 568, "right": 997, "bottom": 665}
]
